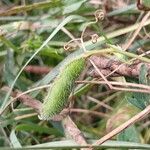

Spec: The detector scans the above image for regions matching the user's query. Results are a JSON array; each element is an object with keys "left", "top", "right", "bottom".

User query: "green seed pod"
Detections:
[{"left": 40, "top": 58, "right": 85, "bottom": 120}]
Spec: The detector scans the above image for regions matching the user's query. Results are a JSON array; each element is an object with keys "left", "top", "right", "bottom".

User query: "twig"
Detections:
[
  {"left": 61, "top": 27, "right": 81, "bottom": 49},
  {"left": 62, "top": 116, "right": 91, "bottom": 150},
  {"left": 89, "top": 55, "right": 150, "bottom": 77},
  {"left": 77, "top": 78, "right": 150, "bottom": 90},
  {"left": 70, "top": 108, "right": 109, "bottom": 118},
  {"left": 89, "top": 59, "right": 113, "bottom": 89},
  {"left": 24, "top": 65, "right": 51, "bottom": 74},
  {"left": 0, "top": 86, "right": 42, "bottom": 114},
  {"left": 0, "top": 1, "right": 60, "bottom": 16},
  {"left": 15, "top": 113, "right": 37, "bottom": 120},
  {"left": 76, "top": 80, "right": 150, "bottom": 94},
  {"left": 90, "top": 105, "right": 150, "bottom": 148},
  {"left": 94, "top": 50, "right": 150, "bottom": 80},
  {"left": 87, "top": 96, "right": 113, "bottom": 111},
  {"left": 123, "top": 12, "right": 150, "bottom": 50}
]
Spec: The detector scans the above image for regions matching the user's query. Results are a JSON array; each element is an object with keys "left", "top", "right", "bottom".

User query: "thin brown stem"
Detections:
[
  {"left": 91, "top": 105, "right": 150, "bottom": 147},
  {"left": 76, "top": 80, "right": 150, "bottom": 94},
  {"left": 70, "top": 108, "right": 109, "bottom": 118},
  {"left": 123, "top": 12, "right": 150, "bottom": 50}
]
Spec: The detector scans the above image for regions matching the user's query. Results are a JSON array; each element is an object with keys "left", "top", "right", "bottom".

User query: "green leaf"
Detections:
[
  {"left": 139, "top": 64, "right": 149, "bottom": 85},
  {"left": 3, "top": 50, "right": 28, "bottom": 91},
  {"left": 3, "top": 50, "right": 16, "bottom": 87},
  {"left": 142, "top": 0, "right": 150, "bottom": 8},
  {"left": 107, "top": 4, "right": 137, "bottom": 17},
  {"left": 128, "top": 96, "right": 146, "bottom": 110},
  {"left": 15, "top": 123, "right": 62, "bottom": 136},
  {"left": 29, "top": 140, "right": 150, "bottom": 149},
  {"left": 49, "top": 121, "right": 64, "bottom": 135},
  {"left": 10, "top": 130, "right": 22, "bottom": 148},
  {"left": 117, "top": 125, "right": 140, "bottom": 143},
  {"left": 128, "top": 64, "right": 150, "bottom": 110},
  {"left": 0, "top": 137, "right": 5, "bottom": 147},
  {"left": 63, "top": 0, "right": 87, "bottom": 14}
]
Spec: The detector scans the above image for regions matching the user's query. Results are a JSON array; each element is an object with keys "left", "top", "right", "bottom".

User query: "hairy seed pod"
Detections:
[{"left": 40, "top": 58, "right": 85, "bottom": 120}]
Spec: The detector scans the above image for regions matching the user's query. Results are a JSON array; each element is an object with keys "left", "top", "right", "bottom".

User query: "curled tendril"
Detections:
[
  {"left": 64, "top": 44, "right": 72, "bottom": 51},
  {"left": 137, "top": 0, "right": 150, "bottom": 11},
  {"left": 91, "top": 34, "right": 99, "bottom": 44},
  {"left": 94, "top": 9, "right": 105, "bottom": 22},
  {"left": 0, "top": 28, "right": 7, "bottom": 36},
  {"left": 64, "top": 9, "right": 105, "bottom": 51},
  {"left": 64, "top": 38, "right": 81, "bottom": 51}
]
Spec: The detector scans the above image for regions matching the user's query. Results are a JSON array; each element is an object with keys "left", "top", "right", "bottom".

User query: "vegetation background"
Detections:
[{"left": 0, "top": 0, "right": 150, "bottom": 149}]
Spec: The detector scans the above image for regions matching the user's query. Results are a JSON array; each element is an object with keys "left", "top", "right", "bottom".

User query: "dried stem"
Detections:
[
  {"left": 1, "top": 87, "right": 42, "bottom": 114},
  {"left": 123, "top": 12, "right": 150, "bottom": 50},
  {"left": 62, "top": 116, "right": 91, "bottom": 150},
  {"left": 89, "top": 56, "right": 150, "bottom": 77},
  {"left": 24, "top": 65, "right": 51, "bottom": 74},
  {"left": 90, "top": 105, "right": 150, "bottom": 148},
  {"left": 70, "top": 108, "right": 109, "bottom": 118},
  {"left": 76, "top": 80, "right": 150, "bottom": 94},
  {"left": 0, "top": 1, "right": 60, "bottom": 16}
]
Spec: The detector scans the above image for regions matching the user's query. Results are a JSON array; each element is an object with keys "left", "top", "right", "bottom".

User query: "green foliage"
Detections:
[
  {"left": 117, "top": 125, "right": 140, "bottom": 143},
  {"left": 63, "top": 0, "right": 87, "bottom": 14},
  {"left": 128, "top": 64, "right": 150, "bottom": 110},
  {"left": 142, "top": 0, "right": 150, "bottom": 8},
  {"left": 15, "top": 123, "right": 62, "bottom": 136},
  {"left": 10, "top": 130, "right": 22, "bottom": 148}
]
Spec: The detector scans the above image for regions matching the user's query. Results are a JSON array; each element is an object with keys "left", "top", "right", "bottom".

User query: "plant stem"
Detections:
[
  {"left": 0, "top": 35, "right": 18, "bottom": 51},
  {"left": 0, "top": 1, "right": 62, "bottom": 16},
  {"left": 83, "top": 47, "right": 150, "bottom": 63}
]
